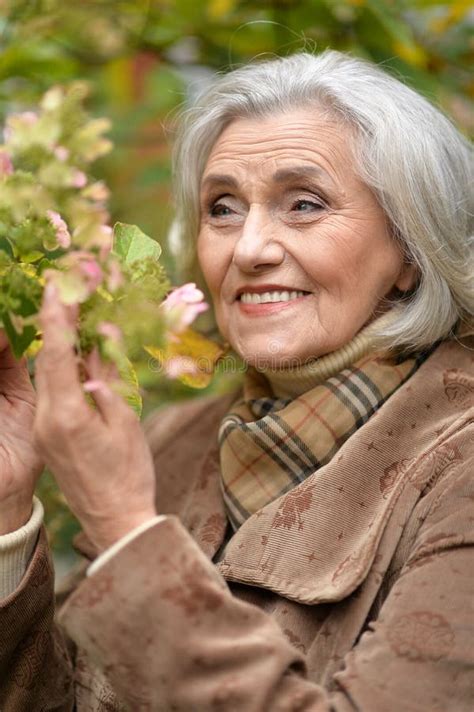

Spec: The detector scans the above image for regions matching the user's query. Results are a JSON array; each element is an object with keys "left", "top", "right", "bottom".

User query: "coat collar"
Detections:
[{"left": 211, "top": 339, "right": 473, "bottom": 603}]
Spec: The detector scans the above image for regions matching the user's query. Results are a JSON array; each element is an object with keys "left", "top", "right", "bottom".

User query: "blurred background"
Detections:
[{"left": 1, "top": 0, "right": 472, "bottom": 564}]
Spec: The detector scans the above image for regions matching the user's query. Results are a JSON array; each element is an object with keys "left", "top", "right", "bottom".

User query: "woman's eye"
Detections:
[
  {"left": 291, "top": 198, "right": 324, "bottom": 212},
  {"left": 210, "top": 202, "right": 233, "bottom": 217},
  {"left": 207, "top": 194, "right": 237, "bottom": 217}
]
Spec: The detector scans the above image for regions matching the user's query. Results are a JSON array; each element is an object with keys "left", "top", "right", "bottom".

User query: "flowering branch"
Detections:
[{"left": 0, "top": 83, "right": 219, "bottom": 415}]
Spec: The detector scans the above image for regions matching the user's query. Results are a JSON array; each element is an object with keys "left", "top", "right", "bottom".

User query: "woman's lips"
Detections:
[{"left": 236, "top": 293, "right": 311, "bottom": 316}]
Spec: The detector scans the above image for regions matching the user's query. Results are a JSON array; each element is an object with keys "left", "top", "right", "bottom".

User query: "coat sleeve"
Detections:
[
  {"left": 0, "top": 396, "right": 227, "bottom": 711},
  {"left": 0, "top": 527, "right": 75, "bottom": 710},
  {"left": 58, "top": 439, "right": 474, "bottom": 712},
  {"left": 0, "top": 497, "right": 44, "bottom": 599}
]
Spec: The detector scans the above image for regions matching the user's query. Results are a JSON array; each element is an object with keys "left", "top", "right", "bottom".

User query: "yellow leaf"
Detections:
[
  {"left": 114, "top": 358, "right": 142, "bottom": 416},
  {"left": 145, "top": 329, "right": 226, "bottom": 389},
  {"left": 18, "top": 263, "right": 38, "bottom": 278},
  {"left": 26, "top": 337, "right": 43, "bottom": 358},
  {"left": 103, "top": 57, "right": 135, "bottom": 108},
  {"left": 392, "top": 40, "right": 427, "bottom": 69},
  {"left": 207, "top": 0, "right": 236, "bottom": 20},
  {"left": 429, "top": 1, "right": 471, "bottom": 34},
  {"left": 449, "top": 0, "right": 472, "bottom": 22},
  {"left": 97, "top": 285, "right": 114, "bottom": 302}
]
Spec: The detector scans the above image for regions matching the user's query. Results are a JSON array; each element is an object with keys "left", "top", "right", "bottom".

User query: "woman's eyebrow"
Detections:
[
  {"left": 201, "top": 173, "right": 238, "bottom": 191},
  {"left": 272, "top": 165, "right": 334, "bottom": 185},
  {"left": 200, "top": 165, "right": 334, "bottom": 193}
]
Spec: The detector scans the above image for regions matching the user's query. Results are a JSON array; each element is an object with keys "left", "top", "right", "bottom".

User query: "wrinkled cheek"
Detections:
[
  {"left": 198, "top": 229, "right": 227, "bottom": 274},
  {"left": 213, "top": 304, "right": 231, "bottom": 343},
  {"left": 196, "top": 235, "right": 208, "bottom": 276},
  {"left": 197, "top": 241, "right": 217, "bottom": 293}
]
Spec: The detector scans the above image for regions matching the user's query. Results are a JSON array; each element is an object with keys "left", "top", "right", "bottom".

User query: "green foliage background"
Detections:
[{"left": 0, "top": 0, "right": 472, "bottom": 556}]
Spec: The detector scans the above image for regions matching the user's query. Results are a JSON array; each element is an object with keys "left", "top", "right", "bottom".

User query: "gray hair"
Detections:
[{"left": 173, "top": 50, "right": 473, "bottom": 352}]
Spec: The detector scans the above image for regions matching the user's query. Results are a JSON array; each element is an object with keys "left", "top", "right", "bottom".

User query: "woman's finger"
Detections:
[
  {"left": 0, "top": 329, "right": 9, "bottom": 352},
  {"left": 35, "top": 283, "right": 85, "bottom": 410},
  {"left": 82, "top": 347, "right": 127, "bottom": 424},
  {"left": 84, "top": 347, "right": 120, "bottom": 383}
]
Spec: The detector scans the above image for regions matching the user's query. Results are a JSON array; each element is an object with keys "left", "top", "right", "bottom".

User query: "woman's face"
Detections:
[{"left": 197, "top": 109, "right": 415, "bottom": 367}]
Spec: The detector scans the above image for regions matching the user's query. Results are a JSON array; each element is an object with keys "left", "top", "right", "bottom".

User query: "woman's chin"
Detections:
[
  {"left": 239, "top": 349, "right": 309, "bottom": 371},
  {"left": 226, "top": 322, "right": 342, "bottom": 370}
]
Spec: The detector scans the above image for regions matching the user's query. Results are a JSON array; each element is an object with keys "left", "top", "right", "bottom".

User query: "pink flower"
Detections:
[
  {"left": 0, "top": 151, "right": 13, "bottom": 176},
  {"left": 54, "top": 145, "right": 70, "bottom": 161},
  {"left": 97, "top": 321, "right": 122, "bottom": 343},
  {"left": 46, "top": 210, "right": 71, "bottom": 249},
  {"left": 44, "top": 251, "right": 104, "bottom": 306},
  {"left": 161, "top": 282, "right": 208, "bottom": 333},
  {"left": 164, "top": 356, "right": 199, "bottom": 378},
  {"left": 96, "top": 225, "right": 113, "bottom": 260},
  {"left": 18, "top": 111, "right": 38, "bottom": 126},
  {"left": 78, "top": 258, "right": 103, "bottom": 291},
  {"left": 71, "top": 170, "right": 87, "bottom": 188},
  {"left": 85, "top": 181, "right": 110, "bottom": 202},
  {"left": 4, "top": 112, "right": 38, "bottom": 142},
  {"left": 78, "top": 224, "right": 113, "bottom": 259},
  {"left": 162, "top": 282, "right": 204, "bottom": 309},
  {"left": 61, "top": 250, "right": 104, "bottom": 295},
  {"left": 106, "top": 258, "right": 124, "bottom": 292}
]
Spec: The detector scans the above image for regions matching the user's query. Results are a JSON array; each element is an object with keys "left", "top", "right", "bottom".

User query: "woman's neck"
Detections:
[{"left": 259, "top": 313, "right": 396, "bottom": 399}]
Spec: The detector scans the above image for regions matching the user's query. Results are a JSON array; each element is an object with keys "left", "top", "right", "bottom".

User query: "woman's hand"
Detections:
[
  {"left": 33, "top": 283, "right": 158, "bottom": 553},
  {"left": 0, "top": 330, "right": 44, "bottom": 534}
]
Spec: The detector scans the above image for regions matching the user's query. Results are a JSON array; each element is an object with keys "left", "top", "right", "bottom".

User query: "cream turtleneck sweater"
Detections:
[{"left": 262, "top": 311, "right": 397, "bottom": 399}]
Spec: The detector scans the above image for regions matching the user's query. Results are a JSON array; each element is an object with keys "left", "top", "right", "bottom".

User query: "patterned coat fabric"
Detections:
[{"left": 0, "top": 337, "right": 473, "bottom": 711}]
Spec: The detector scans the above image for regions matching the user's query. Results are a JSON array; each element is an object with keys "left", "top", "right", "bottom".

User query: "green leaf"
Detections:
[
  {"left": 37, "top": 256, "right": 55, "bottom": 274},
  {"left": 21, "top": 250, "right": 44, "bottom": 263},
  {"left": 116, "top": 357, "right": 143, "bottom": 417},
  {"left": 113, "top": 222, "right": 161, "bottom": 265},
  {"left": 0, "top": 236, "right": 14, "bottom": 258},
  {"left": 1, "top": 307, "right": 37, "bottom": 358}
]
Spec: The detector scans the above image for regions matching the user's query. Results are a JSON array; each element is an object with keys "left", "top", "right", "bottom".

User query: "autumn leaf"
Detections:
[{"left": 145, "top": 328, "right": 226, "bottom": 389}]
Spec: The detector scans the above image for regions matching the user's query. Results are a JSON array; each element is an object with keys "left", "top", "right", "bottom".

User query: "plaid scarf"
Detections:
[{"left": 219, "top": 348, "right": 431, "bottom": 530}]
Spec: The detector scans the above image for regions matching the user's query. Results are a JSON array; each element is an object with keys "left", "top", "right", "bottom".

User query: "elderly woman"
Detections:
[{"left": 0, "top": 51, "right": 472, "bottom": 711}]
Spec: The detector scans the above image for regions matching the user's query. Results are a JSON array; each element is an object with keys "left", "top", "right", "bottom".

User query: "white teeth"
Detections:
[{"left": 240, "top": 290, "right": 307, "bottom": 304}]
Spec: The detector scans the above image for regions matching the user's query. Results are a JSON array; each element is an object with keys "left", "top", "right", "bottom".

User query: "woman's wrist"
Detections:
[
  {"left": 0, "top": 494, "right": 34, "bottom": 535},
  {"left": 84, "top": 508, "right": 159, "bottom": 553}
]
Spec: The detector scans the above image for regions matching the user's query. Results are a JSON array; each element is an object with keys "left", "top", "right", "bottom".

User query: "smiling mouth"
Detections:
[{"left": 238, "top": 290, "right": 310, "bottom": 304}]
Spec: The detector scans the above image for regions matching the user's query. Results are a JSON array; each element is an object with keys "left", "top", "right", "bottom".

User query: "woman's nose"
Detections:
[{"left": 232, "top": 205, "right": 285, "bottom": 273}]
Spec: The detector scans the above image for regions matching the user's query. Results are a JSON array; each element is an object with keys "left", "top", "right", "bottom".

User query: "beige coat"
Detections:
[{"left": 0, "top": 336, "right": 473, "bottom": 711}]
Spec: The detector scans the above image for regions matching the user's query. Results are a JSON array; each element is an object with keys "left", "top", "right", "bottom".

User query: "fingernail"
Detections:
[{"left": 83, "top": 379, "right": 106, "bottom": 393}]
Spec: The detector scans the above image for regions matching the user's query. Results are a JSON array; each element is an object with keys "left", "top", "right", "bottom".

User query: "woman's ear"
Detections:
[{"left": 395, "top": 262, "right": 418, "bottom": 292}]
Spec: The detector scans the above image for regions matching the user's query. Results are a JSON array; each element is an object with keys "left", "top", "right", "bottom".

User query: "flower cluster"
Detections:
[{"left": 0, "top": 83, "right": 216, "bottom": 414}]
